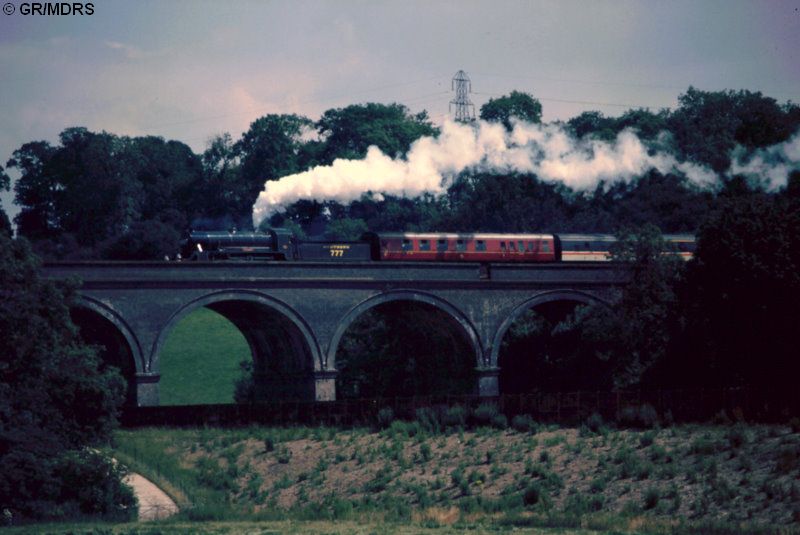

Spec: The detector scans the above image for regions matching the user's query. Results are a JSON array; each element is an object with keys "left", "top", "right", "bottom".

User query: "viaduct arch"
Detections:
[{"left": 44, "top": 261, "right": 624, "bottom": 406}]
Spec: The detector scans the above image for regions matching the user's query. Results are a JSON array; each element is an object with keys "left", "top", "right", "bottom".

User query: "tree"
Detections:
[
  {"left": 0, "top": 234, "right": 134, "bottom": 520},
  {"left": 325, "top": 217, "right": 368, "bottom": 240},
  {"left": 676, "top": 177, "right": 800, "bottom": 390},
  {"left": 668, "top": 88, "right": 800, "bottom": 172},
  {"left": 566, "top": 111, "right": 617, "bottom": 141},
  {"left": 0, "top": 165, "right": 10, "bottom": 236},
  {"left": 315, "top": 103, "right": 437, "bottom": 164},
  {"left": 7, "top": 141, "right": 59, "bottom": 241},
  {"left": 335, "top": 302, "right": 476, "bottom": 399},
  {"left": 479, "top": 90, "right": 543, "bottom": 130},
  {"left": 196, "top": 133, "right": 242, "bottom": 222},
  {"left": 235, "top": 114, "right": 313, "bottom": 226}
]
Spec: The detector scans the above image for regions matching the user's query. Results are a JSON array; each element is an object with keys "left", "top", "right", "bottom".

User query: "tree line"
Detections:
[{"left": 2, "top": 87, "right": 798, "bottom": 257}]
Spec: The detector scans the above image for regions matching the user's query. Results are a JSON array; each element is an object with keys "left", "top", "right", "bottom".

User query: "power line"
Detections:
[{"left": 473, "top": 91, "right": 669, "bottom": 110}]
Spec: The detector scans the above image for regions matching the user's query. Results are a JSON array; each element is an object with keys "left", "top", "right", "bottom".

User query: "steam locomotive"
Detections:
[{"left": 179, "top": 229, "right": 695, "bottom": 262}]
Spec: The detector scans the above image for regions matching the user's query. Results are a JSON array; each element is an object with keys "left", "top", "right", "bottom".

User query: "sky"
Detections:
[{"left": 1, "top": 0, "right": 799, "bottom": 220}]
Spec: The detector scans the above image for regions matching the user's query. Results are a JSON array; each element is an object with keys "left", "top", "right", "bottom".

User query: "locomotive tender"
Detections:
[{"left": 180, "top": 229, "right": 695, "bottom": 262}]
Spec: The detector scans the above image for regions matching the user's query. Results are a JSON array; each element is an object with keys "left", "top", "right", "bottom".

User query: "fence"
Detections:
[{"left": 120, "top": 386, "right": 798, "bottom": 428}]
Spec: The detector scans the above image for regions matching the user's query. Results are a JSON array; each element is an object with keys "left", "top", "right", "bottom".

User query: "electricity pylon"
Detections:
[{"left": 450, "top": 70, "right": 476, "bottom": 123}]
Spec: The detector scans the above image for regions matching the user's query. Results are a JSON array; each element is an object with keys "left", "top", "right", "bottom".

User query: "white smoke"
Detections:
[
  {"left": 730, "top": 131, "right": 800, "bottom": 190},
  {"left": 251, "top": 119, "right": 792, "bottom": 227}
]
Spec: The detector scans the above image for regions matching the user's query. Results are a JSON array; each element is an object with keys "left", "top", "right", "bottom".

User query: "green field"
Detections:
[{"left": 159, "top": 307, "right": 250, "bottom": 405}]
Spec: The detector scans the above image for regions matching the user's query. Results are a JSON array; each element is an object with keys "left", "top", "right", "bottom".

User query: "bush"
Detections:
[
  {"left": 726, "top": 424, "right": 749, "bottom": 450},
  {"left": 511, "top": 414, "right": 538, "bottom": 433},
  {"left": 617, "top": 404, "right": 659, "bottom": 429},
  {"left": 789, "top": 417, "right": 800, "bottom": 434},
  {"left": 443, "top": 405, "right": 468, "bottom": 429},
  {"left": 491, "top": 414, "right": 508, "bottom": 430},
  {"left": 415, "top": 407, "right": 442, "bottom": 433},
  {"left": 376, "top": 407, "right": 395, "bottom": 430},
  {"left": 584, "top": 412, "right": 606, "bottom": 434},
  {"left": 522, "top": 482, "right": 546, "bottom": 506},
  {"left": 643, "top": 486, "right": 660, "bottom": 509},
  {"left": 473, "top": 403, "right": 499, "bottom": 426}
]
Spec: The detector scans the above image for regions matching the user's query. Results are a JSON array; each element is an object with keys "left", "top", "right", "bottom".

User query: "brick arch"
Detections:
[
  {"left": 72, "top": 295, "right": 145, "bottom": 374},
  {"left": 150, "top": 290, "right": 322, "bottom": 375},
  {"left": 327, "top": 289, "right": 483, "bottom": 370},
  {"left": 489, "top": 289, "right": 611, "bottom": 368}
]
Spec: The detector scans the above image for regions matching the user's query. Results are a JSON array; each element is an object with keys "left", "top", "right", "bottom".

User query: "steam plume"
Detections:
[
  {"left": 251, "top": 119, "right": 794, "bottom": 227},
  {"left": 730, "top": 131, "right": 800, "bottom": 189}
]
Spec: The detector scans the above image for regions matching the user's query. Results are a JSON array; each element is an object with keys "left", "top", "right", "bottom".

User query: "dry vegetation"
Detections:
[{"left": 112, "top": 411, "right": 800, "bottom": 532}]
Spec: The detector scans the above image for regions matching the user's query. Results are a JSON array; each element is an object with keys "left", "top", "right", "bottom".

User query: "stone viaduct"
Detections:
[{"left": 42, "top": 261, "right": 624, "bottom": 406}]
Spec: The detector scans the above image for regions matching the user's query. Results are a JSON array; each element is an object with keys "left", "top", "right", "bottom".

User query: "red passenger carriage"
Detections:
[{"left": 363, "top": 232, "right": 559, "bottom": 263}]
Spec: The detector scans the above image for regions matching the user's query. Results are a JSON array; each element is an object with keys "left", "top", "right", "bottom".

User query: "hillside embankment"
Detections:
[{"left": 110, "top": 416, "right": 800, "bottom": 533}]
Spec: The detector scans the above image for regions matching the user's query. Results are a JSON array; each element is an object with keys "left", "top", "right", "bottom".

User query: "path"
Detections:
[{"left": 124, "top": 473, "right": 179, "bottom": 521}]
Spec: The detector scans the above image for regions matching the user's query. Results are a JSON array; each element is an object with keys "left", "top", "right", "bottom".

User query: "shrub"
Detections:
[
  {"left": 491, "top": 414, "right": 508, "bottom": 430},
  {"left": 523, "top": 482, "right": 546, "bottom": 506},
  {"left": 789, "top": 417, "right": 800, "bottom": 434},
  {"left": 376, "top": 407, "right": 395, "bottom": 430},
  {"left": 584, "top": 412, "right": 606, "bottom": 434},
  {"left": 617, "top": 404, "right": 659, "bottom": 429},
  {"left": 419, "top": 443, "right": 433, "bottom": 463},
  {"left": 639, "top": 430, "right": 656, "bottom": 448},
  {"left": 443, "top": 405, "right": 468, "bottom": 429},
  {"left": 726, "top": 424, "right": 749, "bottom": 450},
  {"left": 415, "top": 407, "right": 441, "bottom": 433},
  {"left": 511, "top": 414, "right": 538, "bottom": 433},
  {"left": 473, "top": 403, "right": 498, "bottom": 426},
  {"left": 690, "top": 436, "right": 722, "bottom": 455},
  {"left": 643, "top": 486, "right": 660, "bottom": 509},
  {"left": 775, "top": 445, "right": 799, "bottom": 474}
]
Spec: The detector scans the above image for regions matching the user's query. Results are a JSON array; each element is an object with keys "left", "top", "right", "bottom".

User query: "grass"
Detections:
[
  {"left": 158, "top": 307, "right": 250, "bottom": 405},
  {"left": 100, "top": 421, "right": 800, "bottom": 534}
]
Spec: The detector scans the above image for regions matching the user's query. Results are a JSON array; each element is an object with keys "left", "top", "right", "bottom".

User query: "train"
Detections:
[{"left": 179, "top": 229, "right": 695, "bottom": 262}]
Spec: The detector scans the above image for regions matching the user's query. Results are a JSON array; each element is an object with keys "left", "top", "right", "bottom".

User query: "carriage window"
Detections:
[
  {"left": 542, "top": 241, "right": 550, "bottom": 253},
  {"left": 437, "top": 239, "right": 448, "bottom": 251},
  {"left": 500, "top": 241, "right": 507, "bottom": 251},
  {"left": 402, "top": 239, "right": 413, "bottom": 251},
  {"left": 518, "top": 241, "right": 525, "bottom": 252},
  {"left": 529, "top": 241, "right": 537, "bottom": 252},
  {"left": 419, "top": 239, "right": 430, "bottom": 251},
  {"left": 456, "top": 239, "right": 466, "bottom": 251},
  {"left": 476, "top": 240, "right": 486, "bottom": 251},
  {"left": 509, "top": 242, "right": 516, "bottom": 252}
]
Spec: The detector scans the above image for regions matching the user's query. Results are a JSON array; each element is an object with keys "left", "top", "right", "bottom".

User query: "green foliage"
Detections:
[
  {"left": 0, "top": 234, "right": 131, "bottom": 520},
  {"left": 479, "top": 91, "right": 543, "bottom": 129},
  {"left": 335, "top": 301, "right": 476, "bottom": 399},
  {"left": 0, "top": 165, "right": 10, "bottom": 236},
  {"left": 643, "top": 486, "right": 661, "bottom": 509},
  {"left": 668, "top": 87, "right": 800, "bottom": 171},
  {"left": 315, "top": 103, "right": 436, "bottom": 164},
  {"left": 375, "top": 407, "right": 395, "bottom": 429},
  {"left": 511, "top": 414, "right": 538, "bottom": 433},
  {"left": 443, "top": 405, "right": 468, "bottom": 429},
  {"left": 8, "top": 129, "right": 200, "bottom": 257},
  {"left": 236, "top": 114, "right": 313, "bottom": 217},
  {"left": 677, "top": 177, "right": 800, "bottom": 390},
  {"left": 324, "top": 217, "right": 368, "bottom": 240},
  {"left": 617, "top": 405, "right": 660, "bottom": 429}
]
